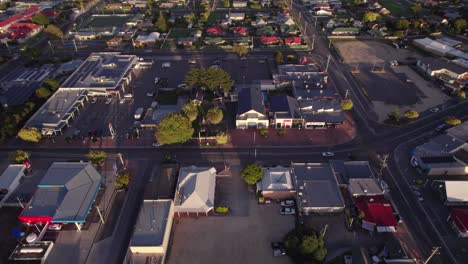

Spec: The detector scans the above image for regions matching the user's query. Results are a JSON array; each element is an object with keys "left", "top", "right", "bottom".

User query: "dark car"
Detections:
[{"left": 271, "top": 242, "right": 285, "bottom": 249}]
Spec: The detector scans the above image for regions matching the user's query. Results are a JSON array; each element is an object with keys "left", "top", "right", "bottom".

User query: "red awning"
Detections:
[{"left": 450, "top": 209, "right": 468, "bottom": 233}]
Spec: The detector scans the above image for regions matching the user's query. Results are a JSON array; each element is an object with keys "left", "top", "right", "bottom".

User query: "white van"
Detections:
[{"left": 161, "top": 62, "right": 171, "bottom": 68}]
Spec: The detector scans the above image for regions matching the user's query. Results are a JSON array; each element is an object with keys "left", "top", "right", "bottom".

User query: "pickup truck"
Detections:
[{"left": 134, "top": 108, "right": 144, "bottom": 120}]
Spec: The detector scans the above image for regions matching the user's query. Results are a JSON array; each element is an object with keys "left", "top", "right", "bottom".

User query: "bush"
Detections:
[
  {"left": 284, "top": 227, "right": 327, "bottom": 263},
  {"left": 215, "top": 132, "right": 230, "bottom": 145},
  {"left": 115, "top": 170, "right": 130, "bottom": 189},
  {"left": 241, "top": 163, "right": 264, "bottom": 185},
  {"left": 277, "top": 128, "right": 286, "bottom": 136},
  {"left": 404, "top": 110, "right": 419, "bottom": 119},
  {"left": 340, "top": 99, "right": 353, "bottom": 110},
  {"left": 215, "top": 206, "right": 229, "bottom": 214},
  {"left": 446, "top": 116, "right": 461, "bottom": 126},
  {"left": 87, "top": 150, "right": 107, "bottom": 166},
  {"left": 259, "top": 127, "right": 269, "bottom": 137},
  {"left": 18, "top": 127, "right": 42, "bottom": 143},
  {"left": 9, "top": 150, "right": 30, "bottom": 164}
]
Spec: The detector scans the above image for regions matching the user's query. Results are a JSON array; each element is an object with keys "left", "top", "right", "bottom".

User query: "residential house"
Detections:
[
  {"left": 232, "top": 0, "right": 248, "bottom": 8},
  {"left": 284, "top": 36, "right": 302, "bottom": 46},
  {"left": 269, "top": 95, "right": 302, "bottom": 129},
  {"left": 417, "top": 57, "right": 468, "bottom": 90},
  {"left": 379, "top": 8, "right": 390, "bottom": 15},
  {"left": 331, "top": 27, "right": 359, "bottom": 35},
  {"left": 260, "top": 35, "right": 280, "bottom": 45},
  {"left": 326, "top": 19, "right": 340, "bottom": 29},
  {"left": 236, "top": 88, "right": 269, "bottom": 128},
  {"left": 206, "top": 26, "right": 224, "bottom": 36},
  {"left": 257, "top": 166, "right": 295, "bottom": 199},
  {"left": 298, "top": 99, "right": 345, "bottom": 128},
  {"left": 229, "top": 12, "right": 245, "bottom": 21},
  {"left": 174, "top": 166, "right": 217, "bottom": 216},
  {"left": 251, "top": 18, "right": 268, "bottom": 28},
  {"left": 5, "top": 23, "right": 42, "bottom": 43},
  {"left": 74, "top": 31, "right": 97, "bottom": 40},
  {"left": 106, "top": 37, "right": 123, "bottom": 49},
  {"left": 232, "top": 26, "right": 248, "bottom": 36},
  {"left": 292, "top": 163, "right": 345, "bottom": 214},
  {"left": 177, "top": 37, "right": 196, "bottom": 47},
  {"left": 134, "top": 32, "right": 160, "bottom": 47}
]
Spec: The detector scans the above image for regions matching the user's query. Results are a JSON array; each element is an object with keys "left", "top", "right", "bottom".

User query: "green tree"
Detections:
[
  {"left": 31, "top": 13, "right": 50, "bottom": 25},
  {"left": 362, "top": 12, "right": 379, "bottom": 23},
  {"left": 388, "top": 108, "right": 401, "bottom": 122},
  {"left": 223, "top": 0, "right": 230, "bottom": 7},
  {"left": 259, "top": 127, "right": 269, "bottom": 137},
  {"left": 340, "top": 99, "right": 353, "bottom": 110},
  {"left": 452, "top": 18, "right": 467, "bottom": 34},
  {"left": 155, "top": 11, "right": 168, "bottom": 32},
  {"left": 275, "top": 51, "right": 284, "bottom": 65},
  {"left": 395, "top": 19, "right": 410, "bottom": 30},
  {"left": 21, "top": 47, "right": 40, "bottom": 61},
  {"left": 182, "top": 100, "right": 199, "bottom": 122},
  {"left": 156, "top": 113, "right": 194, "bottom": 144},
  {"left": 87, "top": 150, "right": 107, "bottom": 166},
  {"left": 353, "top": 0, "right": 363, "bottom": 5},
  {"left": 284, "top": 228, "right": 327, "bottom": 262},
  {"left": 410, "top": 3, "right": 422, "bottom": 16},
  {"left": 454, "top": 90, "right": 466, "bottom": 99},
  {"left": 232, "top": 45, "right": 249, "bottom": 57},
  {"left": 35, "top": 87, "right": 51, "bottom": 99},
  {"left": 206, "top": 107, "right": 223, "bottom": 125},
  {"left": 358, "top": 210, "right": 365, "bottom": 220},
  {"left": 184, "top": 68, "right": 204, "bottom": 87},
  {"left": 205, "top": 67, "right": 234, "bottom": 93},
  {"left": 44, "top": 24, "right": 63, "bottom": 39},
  {"left": 18, "top": 127, "right": 42, "bottom": 143},
  {"left": 446, "top": 116, "right": 462, "bottom": 126},
  {"left": 404, "top": 110, "right": 419, "bottom": 119},
  {"left": 115, "top": 170, "right": 130, "bottom": 189},
  {"left": 241, "top": 163, "right": 264, "bottom": 185},
  {"left": 215, "top": 132, "right": 230, "bottom": 144},
  {"left": 301, "top": 236, "right": 319, "bottom": 255},
  {"left": 277, "top": 128, "right": 286, "bottom": 136},
  {"left": 9, "top": 150, "right": 30, "bottom": 164},
  {"left": 42, "top": 78, "right": 60, "bottom": 91}
]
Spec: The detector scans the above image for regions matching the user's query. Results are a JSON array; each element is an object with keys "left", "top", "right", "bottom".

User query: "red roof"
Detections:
[
  {"left": 232, "top": 26, "right": 248, "bottom": 35},
  {"left": 356, "top": 195, "right": 397, "bottom": 227},
  {"left": 0, "top": 6, "right": 39, "bottom": 28},
  {"left": 7, "top": 23, "right": 41, "bottom": 39},
  {"left": 285, "top": 36, "right": 302, "bottom": 45},
  {"left": 450, "top": 209, "right": 468, "bottom": 233},
  {"left": 207, "top": 26, "right": 224, "bottom": 35},
  {"left": 260, "top": 35, "right": 280, "bottom": 44}
]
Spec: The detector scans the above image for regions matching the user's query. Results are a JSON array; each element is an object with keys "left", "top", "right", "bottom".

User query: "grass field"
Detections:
[
  {"left": 84, "top": 15, "right": 130, "bottom": 28},
  {"left": 378, "top": 0, "right": 411, "bottom": 17}
]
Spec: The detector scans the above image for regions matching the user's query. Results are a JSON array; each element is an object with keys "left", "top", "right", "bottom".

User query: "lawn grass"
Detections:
[
  {"left": 378, "top": 0, "right": 411, "bottom": 17},
  {"left": 157, "top": 91, "right": 178, "bottom": 105}
]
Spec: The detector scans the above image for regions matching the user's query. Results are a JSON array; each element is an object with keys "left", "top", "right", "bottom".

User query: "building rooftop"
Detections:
[
  {"left": 269, "top": 95, "right": 301, "bottom": 119},
  {"left": 447, "top": 121, "right": 468, "bottom": 142},
  {"left": 25, "top": 89, "right": 88, "bottom": 134},
  {"left": 258, "top": 166, "right": 294, "bottom": 192},
  {"left": 348, "top": 178, "right": 383, "bottom": 197},
  {"left": 237, "top": 87, "right": 266, "bottom": 115},
  {"left": 0, "top": 165, "right": 25, "bottom": 190},
  {"left": 130, "top": 200, "right": 172, "bottom": 247},
  {"left": 175, "top": 166, "right": 216, "bottom": 213},
  {"left": 355, "top": 195, "right": 397, "bottom": 228},
  {"left": 445, "top": 181, "right": 468, "bottom": 203},
  {"left": 450, "top": 208, "right": 468, "bottom": 234},
  {"left": 9, "top": 241, "right": 54, "bottom": 262},
  {"left": 19, "top": 162, "right": 103, "bottom": 224},
  {"left": 292, "top": 163, "right": 344, "bottom": 209},
  {"left": 61, "top": 52, "right": 137, "bottom": 91},
  {"left": 277, "top": 64, "right": 321, "bottom": 75},
  {"left": 418, "top": 57, "right": 468, "bottom": 75},
  {"left": 330, "top": 160, "right": 374, "bottom": 184}
]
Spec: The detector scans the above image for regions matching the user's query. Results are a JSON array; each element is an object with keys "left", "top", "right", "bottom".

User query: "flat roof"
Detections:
[
  {"left": 348, "top": 178, "right": 383, "bottom": 196},
  {"left": 131, "top": 200, "right": 172, "bottom": 247},
  {"left": 0, "top": 164, "right": 25, "bottom": 189},
  {"left": 447, "top": 121, "right": 468, "bottom": 142},
  {"left": 9, "top": 241, "right": 54, "bottom": 261},
  {"left": 25, "top": 89, "right": 88, "bottom": 133},
  {"left": 330, "top": 160, "right": 374, "bottom": 184},
  {"left": 61, "top": 52, "right": 137, "bottom": 90},
  {"left": 292, "top": 163, "right": 344, "bottom": 209},
  {"left": 445, "top": 181, "right": 468, "bottom": 203},
  {"left": 19, "top": 162, "right": 103, "bottom": 223}
]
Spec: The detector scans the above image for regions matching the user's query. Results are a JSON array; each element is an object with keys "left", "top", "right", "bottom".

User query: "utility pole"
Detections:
[
  {"left": 325, "top": 55, "right": 331, "bottom": 72},
  {"left": 314, "top": 16, "right": 318, "bottom": 28},
  {"left": 424, "top": 247, "right": 440, "bottom": 264},
  {"left": 321, "top": 224, "right": 328, "bottom": 237},
  {"left": 345, "top": 89, "right": 350, "bottom": 99},
  {"left": 379, "top": 154, "right": 389, "bottom": 173},
  {"left": 118, "top": 153, "right": 125, "bottom": 169},
  {"left": 312, "top": 35, "right": 315, "bottom": 50},
  {"left": 328, "top": 39, "right": 332, "bottom": 49},
  {"left": 48, "top": 40, "right": 55, "bottom": 55},
  {"left": 72, "top": 39, "right": 78, "bottom": 52}
]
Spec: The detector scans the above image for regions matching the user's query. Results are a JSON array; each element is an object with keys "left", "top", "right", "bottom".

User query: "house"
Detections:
[
  {"left": 257, "top": 166, "right": 295, "bottom": 199},
  {"left": 284, "top": 36, "right": 302, "bottom": 46},
  {"left": 5, "top": 22, "right": 42, "bottom": 43},
  {"left": 331, "top": 27, "right": 359, "bottom": 35},
  {"left": 229, "top": 12, "right": 245, "bottom": 21},
  {"left": 416, "top": 57, "right": 468, "bottom": 90},
  {"left": 411, "top": 121, "right": 468, "bottom": 176},
  {"left": 236, "top": 88, "right": 269, "bottom": 128},
  {"left": 18, "top": 162, "right": 103, "bottom": 231},
  {"left": 269, "top": 95, "right": 302, "bottom": 129},
  {"left": 203, "top": 37, "right": 225, "bottom": 46},
  {"left": 379, "top": 8, "right": 390, "bottom": 15},
  {"left": 326, "top": 19, "right": 341, "bottom": 29},
  {"left": 232, "top": 0, "right": 248, "bottom": 7},
  {"left": 0, "top": 6, "right": 39, "bottom": 33},
  {"left": 292, "top": 163, "right": 345, "bottom": 214},
  {"left": 355, "top": 195, "right": 398, "bottom": 232},
  {"left": 449, "top": 209, "right": 468, "bottom": 238},
  {"left": 134, "top": 32, "right": 160, "bottom": 46},
  {"left": 106, "top": 37, "right": 122, "bottom": 49},
  {"left": 232, "top": 26, "right": 248, "bottom": 36},
  {"left": 74, "top": 31, "right": 97, "bottom": 40},
  {"left": 177, "top": 37, "right": 196, "bottom": 47},
  {"left": 174, "top": 166, "right": 217, "bottom": 216},
  {"left": 315, "top": 9, "right": 333, "bottom": 16},
  {"left": 251, "top": 18, "right": 267, "bottom": 27},
  {"left": 206, "top": 26, "right": 224, "bottom": 36},
  {"left": 0, "top": 165, "right": 26, "bottom": 206},
  {"left": 260, "top": 35, "right": 280, "bottom": 45},
  {"left": 128, "top": 200, "right": 174, "bottom": 264}
]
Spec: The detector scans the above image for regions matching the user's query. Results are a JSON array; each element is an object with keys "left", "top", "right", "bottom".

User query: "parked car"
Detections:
[
  {"left": 161, "top": 62, "right": 171, "bottom": 68},
  {"left": 414, "top": 191, "right": 424, "bottom": 202},
  {"left": 48, "top": 224, "right": 62, "bottom": 231},
  {"left": 390, "top": 60, "right": 399, "bottom": 66},
  {"left": 105, "top": 98, "right": 112, "bottom": 104},
  {"left": 322, "top": 152, "right": 335, "bottom": 157},
  {"left": 124, "top": 93, "right": 133, "bottom": 98},
  {"left": 435, "top": 123, "right": 447, "bottom": 132},
  {"left": 280, "top": 207, "right": 295, "bottom": 215},
  {"left": 177, "top": 83, "right": 188, "bottom": 89},
  {"left": 147, "top": 92, "right": 155, "bottom": 97},
  {"left": 91, "top": 97, "right": 97, "bottom": 104},
  {"left": 273, "top": 248, "right": 286, "bottom": 257},
  {"left": 154, "top": 77, "right": 159, "bottom": 83},
  {"left": 187, "top": 59, "right": 197, "bottom": 64},
  {"left": 119, "top": 98, "right": 126, "bottom": 104},
  {"left": 280, "top": 200, "right": 295, "bottom": 207},
  {"left": 430, "top": 107, "right": 440, "bottom": 113}
]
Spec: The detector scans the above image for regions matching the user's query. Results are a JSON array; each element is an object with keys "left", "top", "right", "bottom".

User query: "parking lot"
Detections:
[{"left": 168, "top": 165, "right": 295, "bottom": 264}]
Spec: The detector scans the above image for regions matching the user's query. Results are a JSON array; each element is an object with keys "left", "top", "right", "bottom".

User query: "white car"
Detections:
[
  {"left": 152, "top": 142, "right": 162, "bottom": 147},
  {"left": 187, "top": 59, "right": 197, "bottom": 64},
  {"left": 91, "top": 97, "right": 97, "bottom": 104},
  {"left": 280, "top": 200, "right": 295, "bottom": 207},
  {"left": 161, "top": 62, "right": 171, "bottom": 68},
  {"left": 48, "top": 224, "right": 62, "bottom": 231},
  {"left": 322, "top": 152, "right": 335, "bottom": 157},
  {"left": 177, "top": 84, "right": 188, "bottom": 89},
  {"left": 105, "top": 98, "right": 112, "bottom": 104},
  {"left": 430, "top": 107, "right": 440, "bottom": 113},
  {"left": 147, "top": 92, "right": 155, "bottom": 97},
  {"left": 124, "top": 93, "right": 133, "bottom": 98},
  {"left": 154, "top": 77, "right": 159, "bottom": 84},
  {"left": 119, "top": 98, "right": 126, "bottom": 104},
  {"left": 280, "top": 207, "right": 295, "bottom": 215}
]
